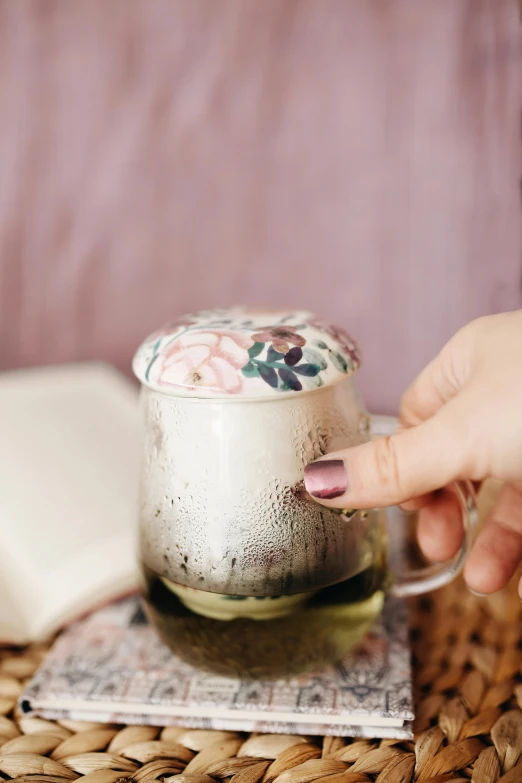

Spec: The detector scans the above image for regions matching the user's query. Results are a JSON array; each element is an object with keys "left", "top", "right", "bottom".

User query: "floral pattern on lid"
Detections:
[{"left": 132, "top": 307, "right": 361, "bottom": 398}]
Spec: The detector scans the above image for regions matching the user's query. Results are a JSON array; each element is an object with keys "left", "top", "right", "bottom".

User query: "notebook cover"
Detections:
[{"left": 21, "top": 596, "right": 414, "bottom": 739}]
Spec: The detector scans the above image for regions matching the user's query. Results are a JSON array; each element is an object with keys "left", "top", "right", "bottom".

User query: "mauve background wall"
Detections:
[{"left": 0, "top": 0, "right": 520, "bottom": 412}]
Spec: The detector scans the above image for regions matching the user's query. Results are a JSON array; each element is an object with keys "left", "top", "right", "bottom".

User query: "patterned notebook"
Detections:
[{"left": 21, "top": 596, "right": 413, "bottom": 739}]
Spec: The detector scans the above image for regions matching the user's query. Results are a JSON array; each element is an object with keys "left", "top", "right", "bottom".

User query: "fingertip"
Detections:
[
  {"left": 464, "top": 521, "right": 522, "bottom": 595},
  {"left": 465, "top": 484, "right": 522, "bottom": 596},
  {"left": 416, "top": 491, "right": 463, "bottom": 563},
  {"left": 464, "top": 558, "right": 497, "bottom": 596}
]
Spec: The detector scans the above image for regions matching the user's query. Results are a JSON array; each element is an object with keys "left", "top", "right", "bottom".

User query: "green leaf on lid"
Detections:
[
  {"left": 330, "top": 351, "right": 348, "bottom": 373},
  {"left": 241, "top": 361, "right": 259, "bottom": 378},
  {"left": 248, "top": 342, "right": 265, "bottom": 359}
]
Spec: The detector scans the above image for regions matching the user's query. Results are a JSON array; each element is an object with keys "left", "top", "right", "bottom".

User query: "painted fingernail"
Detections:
[{"left": 304, "top": 459, "right": 348, "bottom": 500}]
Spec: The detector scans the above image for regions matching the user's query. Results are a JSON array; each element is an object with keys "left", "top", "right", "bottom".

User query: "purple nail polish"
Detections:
[{"left": 304, "top": 459, "right": 348, "bottom": 500}]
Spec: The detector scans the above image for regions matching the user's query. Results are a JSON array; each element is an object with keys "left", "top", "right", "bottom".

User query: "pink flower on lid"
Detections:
[
  {"left": 250, "top": 326, "right": 306, "bottom": 354},
  {"left": 309, "top": 318, "right": 361, "bottom": 366},
  {"left": 152, "top": 330, "right": 254, "bottom": 394}
]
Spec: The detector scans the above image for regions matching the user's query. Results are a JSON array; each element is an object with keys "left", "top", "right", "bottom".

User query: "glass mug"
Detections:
[{"left": 133, "top": 307, "right": 478, "bottom": 679}]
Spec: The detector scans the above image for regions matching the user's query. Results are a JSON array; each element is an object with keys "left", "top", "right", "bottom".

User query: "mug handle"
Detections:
[{"left": 370, "top": 414, "right": 480, "bottom": 598}]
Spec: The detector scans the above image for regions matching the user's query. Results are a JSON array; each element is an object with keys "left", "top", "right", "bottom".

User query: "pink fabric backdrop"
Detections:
[{"left": 0, "top": 0, "right": 520, "bottom": 412}]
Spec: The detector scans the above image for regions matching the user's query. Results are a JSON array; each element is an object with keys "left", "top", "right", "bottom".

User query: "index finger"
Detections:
[{"left": 400, "top": 342, "right": 463, "bottom": 428}]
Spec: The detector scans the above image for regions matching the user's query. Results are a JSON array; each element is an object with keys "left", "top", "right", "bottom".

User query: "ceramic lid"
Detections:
[{"left": 132, "top": 307, "right": 361, "bottom": 398}]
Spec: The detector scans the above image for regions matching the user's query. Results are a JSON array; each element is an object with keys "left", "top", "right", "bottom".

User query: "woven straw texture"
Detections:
[{"left": 1, "top": 483, "right": 521, "bottom": 783}]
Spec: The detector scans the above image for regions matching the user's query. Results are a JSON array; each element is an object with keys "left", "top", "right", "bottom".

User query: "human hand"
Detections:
[{"left": 304, "top": 310, "right": 522, "bottom": 598}]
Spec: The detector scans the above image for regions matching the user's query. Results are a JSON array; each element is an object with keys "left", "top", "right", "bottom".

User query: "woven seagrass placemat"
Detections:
[{"left": 1, "top": 484, "right": 521, "bottom": 782}]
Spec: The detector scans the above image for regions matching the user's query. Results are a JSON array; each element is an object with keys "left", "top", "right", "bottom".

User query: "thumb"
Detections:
[{"left": 303, "top": 396, "right": 473, "bottom": 508}]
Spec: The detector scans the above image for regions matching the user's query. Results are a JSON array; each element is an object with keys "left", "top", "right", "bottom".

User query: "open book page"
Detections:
[
  {"left": 21, "top": 596, "right": 414, "bottom": 739},
  {"left": 0, "top": 363, "right": 140, "bottom": 644}
]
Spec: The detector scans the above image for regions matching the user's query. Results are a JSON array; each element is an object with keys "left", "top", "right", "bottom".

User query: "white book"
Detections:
[{"left": 0, "top": 363, "right": 140, "bottom": 645}]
